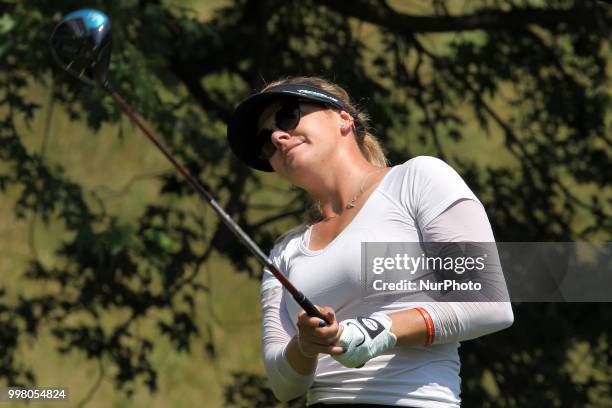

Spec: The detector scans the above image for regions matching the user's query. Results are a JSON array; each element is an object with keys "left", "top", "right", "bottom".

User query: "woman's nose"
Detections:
[{"left": 271, "top": 129, "right": 291, "bottom": 146}]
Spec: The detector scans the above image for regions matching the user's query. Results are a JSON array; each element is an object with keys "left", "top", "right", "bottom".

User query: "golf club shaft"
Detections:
[{"left": 105, "top": 87, "right": 329, "bottom": 324}]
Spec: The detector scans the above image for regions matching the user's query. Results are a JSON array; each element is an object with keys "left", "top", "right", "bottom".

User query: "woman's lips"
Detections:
[{"left": 284, "top": 142, "right": 302, "bottom": 156}]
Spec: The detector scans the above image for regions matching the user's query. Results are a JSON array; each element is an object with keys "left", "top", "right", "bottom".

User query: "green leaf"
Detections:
[{"left": 0, "top": 14, "right": 15, "bottom": 34}]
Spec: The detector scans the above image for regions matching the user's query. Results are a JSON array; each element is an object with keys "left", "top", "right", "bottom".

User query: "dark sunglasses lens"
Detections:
[
  {"left": 258, "top": 130, "right": 275, "bottom": 160},
  {"left": 275, "top": 103, "right": 300, "bottom": 131}
]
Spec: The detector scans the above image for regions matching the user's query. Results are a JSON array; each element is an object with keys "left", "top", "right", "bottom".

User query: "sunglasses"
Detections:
[{"left": 257, "top": 100, "right": 304, "bottom": 160}]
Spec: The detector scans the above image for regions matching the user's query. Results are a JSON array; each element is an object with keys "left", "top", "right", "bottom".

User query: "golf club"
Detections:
[{"left": 50, "top": 9, "right": 330, "bottom": 324}]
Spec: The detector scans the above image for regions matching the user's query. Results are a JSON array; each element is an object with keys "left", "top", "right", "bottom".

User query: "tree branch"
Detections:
[
  {"left": 410, "top": 38, "right": 606, "bottom": 227},
  {"left": 313, "top": 0, "right": 605, "bottom": 33}
]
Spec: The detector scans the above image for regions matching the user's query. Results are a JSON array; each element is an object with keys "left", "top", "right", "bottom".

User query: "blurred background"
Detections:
[{"left": 0, "top": 0, "right": 610, "bottom": 406}]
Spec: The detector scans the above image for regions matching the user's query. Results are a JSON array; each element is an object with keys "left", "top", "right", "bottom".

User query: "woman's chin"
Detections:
[
  {"left": 285, "top": 154, "right": 316, "bottom": 173},
  {"left": 276, "top": 148, "right": 324, "bottom": 176}
]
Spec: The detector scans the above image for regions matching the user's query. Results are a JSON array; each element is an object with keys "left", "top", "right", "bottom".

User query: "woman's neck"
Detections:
[{"left": 302, "top": 160, "right": 387, "bottom": 216}]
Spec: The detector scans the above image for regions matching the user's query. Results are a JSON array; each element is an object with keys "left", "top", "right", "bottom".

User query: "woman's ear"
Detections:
[{"left": 338, "top": 110, "right": 353, "bottom": 135}]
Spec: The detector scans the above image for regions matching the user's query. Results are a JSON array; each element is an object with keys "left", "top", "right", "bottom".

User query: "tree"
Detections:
[{"left": 0, "top": 0, "right": 610, "bottom": 406}]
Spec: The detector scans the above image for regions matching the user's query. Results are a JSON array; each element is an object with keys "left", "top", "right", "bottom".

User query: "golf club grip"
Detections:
[
  {"left": 106, "top": 88, "right": 331, "bottom": 325},
  {"left": 294, "top": 292, "right": 329, "bottom": 323}
]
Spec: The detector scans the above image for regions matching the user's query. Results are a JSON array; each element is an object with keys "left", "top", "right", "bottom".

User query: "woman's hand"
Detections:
[
  {"left": 295, "top": 306, "right": 345, "bottom": 358},
  {"left": 332, "top": 312, "right": 397, "bottom": 368}
]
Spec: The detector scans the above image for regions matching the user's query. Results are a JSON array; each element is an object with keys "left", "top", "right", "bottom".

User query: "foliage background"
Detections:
[{"left": 0, "top": 0, "right": 610, "bottom": 407}]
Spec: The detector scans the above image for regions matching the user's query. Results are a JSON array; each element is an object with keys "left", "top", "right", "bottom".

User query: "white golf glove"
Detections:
[{"left": 332, "top": 312, "right": 397, "bottom": 368}]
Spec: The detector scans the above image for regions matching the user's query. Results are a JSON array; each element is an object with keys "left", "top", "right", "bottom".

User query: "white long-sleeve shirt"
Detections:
[{"left": 260, "top": 156, "right": 514, "bottom": 407}]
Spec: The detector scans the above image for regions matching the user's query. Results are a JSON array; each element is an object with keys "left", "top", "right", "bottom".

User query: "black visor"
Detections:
[{"left": 226, "top": 83, "right": 347, "bottom": 172}]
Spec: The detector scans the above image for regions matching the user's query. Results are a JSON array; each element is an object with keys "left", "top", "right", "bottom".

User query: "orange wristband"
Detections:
[{"left": 414, "top": 307, "right": 435, "bottom": 346}]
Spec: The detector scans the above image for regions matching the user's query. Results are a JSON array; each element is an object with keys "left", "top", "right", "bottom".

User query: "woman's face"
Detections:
[{"left": 257, "top": 100, "right": 340, "bottom": 179}]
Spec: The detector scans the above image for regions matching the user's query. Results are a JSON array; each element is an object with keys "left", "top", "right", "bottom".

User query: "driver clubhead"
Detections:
[{"left": 50, "top": 9, "right": 112, "bottom": 86}]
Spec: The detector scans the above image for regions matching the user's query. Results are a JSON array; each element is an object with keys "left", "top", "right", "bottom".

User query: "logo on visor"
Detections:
[{"left": 297, "top": 89, "right": 339, "bottom": 103}]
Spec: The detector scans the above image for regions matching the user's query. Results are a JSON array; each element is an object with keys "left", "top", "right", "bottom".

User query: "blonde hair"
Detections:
[{"left": 263, "top": 76, "right": 389, "bottom": 225}]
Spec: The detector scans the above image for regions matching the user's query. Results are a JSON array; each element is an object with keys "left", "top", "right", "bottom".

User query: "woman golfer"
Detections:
[{"left": 227, "top": 77, "right": 513, "bottom": 407}]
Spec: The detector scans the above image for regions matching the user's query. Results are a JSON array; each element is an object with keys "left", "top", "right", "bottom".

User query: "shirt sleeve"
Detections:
[
  {"left": 418, "top": 198, "right": 514, "bottom": 344},
  {"left": 399, "top": 156, "right": 479, "bottom": 229},
  {"left": 260, "top": 244, "right": 315, "bottom": 402}
]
